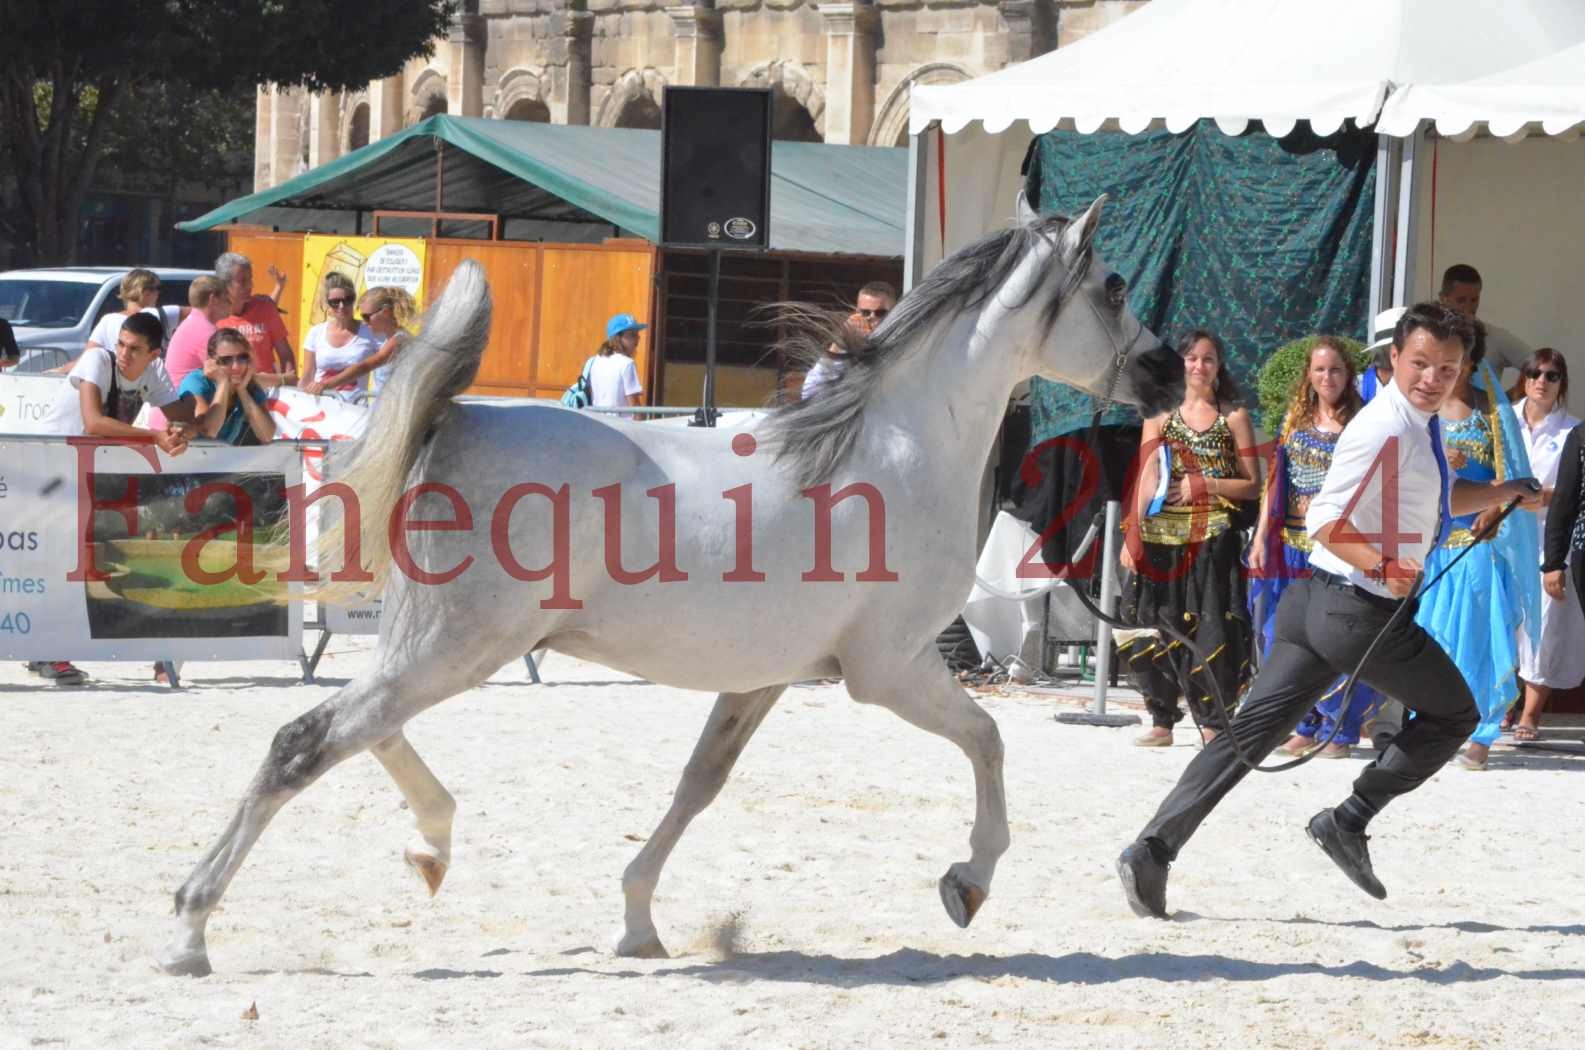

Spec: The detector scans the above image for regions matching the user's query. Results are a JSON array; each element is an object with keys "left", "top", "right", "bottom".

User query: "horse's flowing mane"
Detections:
[{"left": 763, "top": 213, "right": 1088, "bottom": 489}]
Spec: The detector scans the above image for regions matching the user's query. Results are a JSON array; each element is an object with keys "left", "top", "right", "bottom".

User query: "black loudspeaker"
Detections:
[{"left": 661, "top": 87, "right": 772, "bottom": 250}]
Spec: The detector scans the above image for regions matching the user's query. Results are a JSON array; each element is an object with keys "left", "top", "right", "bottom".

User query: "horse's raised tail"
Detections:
[{"left": 311, "top": 261, "right": 492, "bottom": 605}]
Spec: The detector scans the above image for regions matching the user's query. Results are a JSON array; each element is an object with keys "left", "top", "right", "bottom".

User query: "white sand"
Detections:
[{"left": 4, "top": 640, "right": 1585, "bottom": 1049}]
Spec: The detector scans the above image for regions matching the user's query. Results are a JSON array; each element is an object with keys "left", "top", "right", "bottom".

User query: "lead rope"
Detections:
[{"left": 1059, "top": 492, "right": 1531, "bottom": 774}]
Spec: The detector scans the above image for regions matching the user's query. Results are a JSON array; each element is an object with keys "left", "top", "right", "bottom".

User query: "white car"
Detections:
[{"left": 0, "top": 266, "right": 208, "bottom": 373}]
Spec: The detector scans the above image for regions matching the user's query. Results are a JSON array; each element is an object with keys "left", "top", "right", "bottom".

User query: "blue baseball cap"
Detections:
[{"left": 606, "top": 313, "right": 648, "bottom": 340}]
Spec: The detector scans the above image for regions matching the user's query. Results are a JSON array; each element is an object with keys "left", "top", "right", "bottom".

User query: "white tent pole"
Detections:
[
  {"left": 1369, "top": 133, "right": 1402, "bottom": 321},
  {"left": 1392, "top": 128, "right": 1424, "bottom": 306},
  {"left": 903, "top": 129, "right": 929, "bottom": 292}
]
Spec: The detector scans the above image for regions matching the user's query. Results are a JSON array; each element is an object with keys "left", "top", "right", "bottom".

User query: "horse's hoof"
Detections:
[
  {"left": 404, "top": 847, "right": 448, "bottom": 897},
  {"left": 938, "top": 865, "right": 988, "bottom": 929},
  {"left": 156, "top": 947, "right": 213, "bottom": 978},
  {"left": 615, "top": 930, "right": 670, "bottom": 959}
]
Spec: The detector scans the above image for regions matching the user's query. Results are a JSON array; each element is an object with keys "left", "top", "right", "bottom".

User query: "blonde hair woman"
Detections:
[
  {"left": 301, "top": 272, "right": 379, "bottom": 400},
  {"left": 81, "top": 269, "right": 189, "bottom": 363},
  {"left": 314, "top": 286, "right": 422, "bottom": 397},
  {"left": 1248, "top": 337, "right": 1374, "bottom": 758}
]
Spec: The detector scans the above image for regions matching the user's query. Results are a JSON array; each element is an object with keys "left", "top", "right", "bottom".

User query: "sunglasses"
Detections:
[
  {"left": 1528, "top": 369, "right": 1562, "bottom": 382},
  {"left": 215, "top": 354, "right": 249, "bottom": 367},
  {"left": 857, "top": 308, "right": 889, "bottom": 319},
  {"left": 326, "top": 297, "right": 354, "bottom": 308},
  {"left": 360, "top": 306, "right": 387, "bottom": 323}
]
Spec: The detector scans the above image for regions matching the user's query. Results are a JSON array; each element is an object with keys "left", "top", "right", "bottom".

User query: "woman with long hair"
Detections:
[
  {"left": 1416, "top": 322, "right": 1542, "bottom": 770},
  {"left": 1119, "top": 330, "right": 1260, "bottom": 746},
  {"left": 301, "top": 272, "right": 379, "bottom": 400},
  {"left": 1510, "top": 348, "right": 1583, "bottom": 739},
  {"left": 311, "top": 286, "right": 421, "bottom": 397},
  {"left": 1248, "top": 337, "right": 1376, "bottom": 757}
]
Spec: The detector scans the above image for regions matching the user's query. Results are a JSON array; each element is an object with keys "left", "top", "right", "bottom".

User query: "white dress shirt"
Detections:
[
  {"left": 1306, "top": 377, "right": 1446, "bottom": 598},
  {"left": 1515, "top": 397, "right": 1580, "bottom": 539}
]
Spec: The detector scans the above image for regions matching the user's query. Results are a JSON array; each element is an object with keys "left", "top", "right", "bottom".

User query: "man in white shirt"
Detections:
[
  {"left": 42, "top": 311, "right": 196, "bottom": 452},
  {"left": 27, "top": 311, "right": 197, "bottom": 687},
  {"left": 1117, "top": 303, "right": 1540, "bottom": 918}
]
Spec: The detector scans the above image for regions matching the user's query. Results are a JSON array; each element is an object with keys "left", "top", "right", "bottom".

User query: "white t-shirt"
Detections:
[
  {"left": 88, "top": 306, "right": 182, "bottom": 354},
  {"left": 42, "top": 346, "right": 181, "bottom": 435},
  {"left": 587, "top": 353, "right": 642, "bottom": 409},
  {"left": 305, "top": 321, "right": 379, "bottom": 400}
]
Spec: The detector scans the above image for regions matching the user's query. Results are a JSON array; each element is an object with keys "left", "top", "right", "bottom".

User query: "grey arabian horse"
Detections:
[{"left": 157, "top": 195, "right": 1180, "bottom": 976}]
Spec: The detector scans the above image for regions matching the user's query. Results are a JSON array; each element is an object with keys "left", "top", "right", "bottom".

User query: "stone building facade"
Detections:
[{"left": 253, "top": 0, "right": 1147, "bottom": 191}]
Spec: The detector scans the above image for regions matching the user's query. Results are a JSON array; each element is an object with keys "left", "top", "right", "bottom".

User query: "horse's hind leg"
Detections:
[
  {"left": 843, "top": 644, "right": 1008, "bottom": 929},
  {"left": 370, "top": 731, "right": 456, "bottom": 897},
  {"left": 618, "top": 684, "right": 785, "bottom": 959}
]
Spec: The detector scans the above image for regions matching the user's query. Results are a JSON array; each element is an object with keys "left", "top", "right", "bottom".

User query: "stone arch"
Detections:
[
  {"left": 870, "top": 63, "right": 973, "bottom": 147},
  {"left": 408, "top": 68, "right": 448, "bottom": 126},
  {"left": 491, "top": 67, "right": 550, "bottom": 122},
  {"left": 341, "top": 91, "right": 371, "bottom": 152},
  {"left": 740, "top": 60, "right": 825, "bottom": 142},
  {"left": 596, "top": 68, "right": 668, "bottom": 130}
]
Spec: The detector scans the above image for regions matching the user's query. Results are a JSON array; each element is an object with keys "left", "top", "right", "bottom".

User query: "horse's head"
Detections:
[{"left": 1010, "top": 194, "right": 1183, "bottom": 417}]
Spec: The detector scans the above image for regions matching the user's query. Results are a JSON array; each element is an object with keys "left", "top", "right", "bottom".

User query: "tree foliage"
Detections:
[{"left": 0, "top": 0, "right": 457, "bottom": 264}]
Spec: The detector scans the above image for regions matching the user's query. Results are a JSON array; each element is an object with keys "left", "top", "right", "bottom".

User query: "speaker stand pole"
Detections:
[{"left": 692, "top": 248, "right": 721, "bottom": 428}]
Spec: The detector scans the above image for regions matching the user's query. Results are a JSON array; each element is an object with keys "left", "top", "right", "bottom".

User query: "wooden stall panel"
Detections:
[
  {"left": 426, "top": 241, "right": 542, "bottom": 398},
  {"left": 226, "top": 230, "right": 307, "bottom": 351},
  {"left": 535, "top": 245, "right": 656, "bottom": 399}
]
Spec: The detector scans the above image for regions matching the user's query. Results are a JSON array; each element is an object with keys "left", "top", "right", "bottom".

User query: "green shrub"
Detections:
[{"left": 1255, "top": 334, "right": 1369, "bottom": 433}]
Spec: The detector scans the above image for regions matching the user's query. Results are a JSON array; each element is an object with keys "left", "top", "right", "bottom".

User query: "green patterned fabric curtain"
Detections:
[{"left": 1026, "top": 121, "right": 1377, "bottom": 441}]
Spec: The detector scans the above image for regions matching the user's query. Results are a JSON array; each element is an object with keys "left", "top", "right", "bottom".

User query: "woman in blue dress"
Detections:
[
  {"left": 1248, "top": 337, "right": 1377, "bottom": 758},
  {"left": 1415, "top": 325, "right": 1541, "bottom": 770}
]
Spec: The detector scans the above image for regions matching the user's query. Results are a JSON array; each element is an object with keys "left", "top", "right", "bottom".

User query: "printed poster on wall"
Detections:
[
  {"left": 298, "top": 234, "right": 427, "bottom": 333},
  {"left": 0, "top": 440, "right": 304, "bottom": 661}
]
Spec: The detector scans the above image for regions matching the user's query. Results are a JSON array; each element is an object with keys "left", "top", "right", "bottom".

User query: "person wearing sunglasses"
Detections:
[
  {"left": 301, "top": 272, "right": 379, "bottom": 400},
  {"left": 1511, "top": 349, "right": 1582, "bottom": 742},
  {"left": 799, "top": 280, "right": 897, "bottom": 401},
  {"left": 177, "top": 327, "right": 276, "bottom": 446},
  {"left": 312, "top": 286, "right": 422, "bottom": 398}
]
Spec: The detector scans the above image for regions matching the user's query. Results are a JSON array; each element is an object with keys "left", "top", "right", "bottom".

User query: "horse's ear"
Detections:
[
  {"left": 1059, "top": 194, "right": 1107, "bottom": 263},
  {"left": 1014, "top": 189, "right": 1039, "bottom": 227}
]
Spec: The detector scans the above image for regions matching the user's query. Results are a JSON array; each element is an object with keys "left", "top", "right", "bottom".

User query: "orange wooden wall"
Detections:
[{"left": 228, "top": 231, "right": 655, "bottom": 400}]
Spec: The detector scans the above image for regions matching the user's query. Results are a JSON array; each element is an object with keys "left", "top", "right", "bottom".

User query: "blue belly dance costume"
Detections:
[{"left": 1413, "top": 363, "right": 1541, "bottom": 746}]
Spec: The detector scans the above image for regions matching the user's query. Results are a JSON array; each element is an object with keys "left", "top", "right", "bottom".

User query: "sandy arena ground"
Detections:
[{"left": 4, "top": 638, "right": 1585, "bottom": 1049}]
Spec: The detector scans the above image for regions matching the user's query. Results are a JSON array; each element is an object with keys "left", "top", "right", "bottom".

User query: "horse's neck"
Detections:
[{"left": 877, "top": 310, "right": 1022, "bottom": 483}]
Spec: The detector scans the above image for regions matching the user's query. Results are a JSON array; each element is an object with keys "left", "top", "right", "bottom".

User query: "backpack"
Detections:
[{"left": 560, "top": 356, "right": 596, "bottom": 409}]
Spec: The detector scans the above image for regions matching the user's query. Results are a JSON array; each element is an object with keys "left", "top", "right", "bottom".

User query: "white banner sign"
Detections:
[
  {"left": 0, "top": 439, "right": 304, "bottom": 661},
  {"left": 263, "top": 387, "right": 383, "bottom": 634},
  {"left": 0, "top": 372, "right": 66, "bottom": 434}
]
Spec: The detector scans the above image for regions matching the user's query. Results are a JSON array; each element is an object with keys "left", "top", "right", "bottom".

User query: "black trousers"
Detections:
[{"left": 1141, "top": 573, "right": 1479, "bottom": 861}]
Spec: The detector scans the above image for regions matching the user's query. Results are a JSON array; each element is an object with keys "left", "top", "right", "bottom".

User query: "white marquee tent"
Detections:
[{"left": 904, "top": 0, "right": 1585, "bottom": 365}]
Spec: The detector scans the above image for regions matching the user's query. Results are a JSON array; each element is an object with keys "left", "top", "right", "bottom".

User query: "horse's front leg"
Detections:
[
  {"left": 843, "top": 644, "right": 1009, "bottom": 928},
  {"left": 157, "top": 680, "right": 414, "bottom": 977},
  {"left": 617, "top": 684, "right": 785, "bottom": 959},
  {"left": 370, "top": 731, "right": 457, "bottom": 897}
]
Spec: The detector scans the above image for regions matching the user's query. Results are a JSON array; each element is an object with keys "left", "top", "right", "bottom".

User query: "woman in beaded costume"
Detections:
[
  {"left": 1415, "top": 323, "right": 1541, "bottom": 770},
  {"left": 1120, "top": 330, "right": 1260, "bottom": 746},
  {"left": 1248, "top": 338, "right": 1376, "bottom": 758}
]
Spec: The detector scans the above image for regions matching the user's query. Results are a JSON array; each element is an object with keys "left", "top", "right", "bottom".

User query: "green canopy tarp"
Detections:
[{"left": 178, "top": 115, "right": 905, "bottom": 257}]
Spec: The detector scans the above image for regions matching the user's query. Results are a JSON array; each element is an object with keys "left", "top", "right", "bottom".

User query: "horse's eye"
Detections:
[{"left": 1105, "top": 274, "right": 1127, "bottom": 310}]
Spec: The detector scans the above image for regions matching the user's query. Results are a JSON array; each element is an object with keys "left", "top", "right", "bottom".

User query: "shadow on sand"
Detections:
[{"left": 515, "top": 944, "right": 1585, "bottom": 988}]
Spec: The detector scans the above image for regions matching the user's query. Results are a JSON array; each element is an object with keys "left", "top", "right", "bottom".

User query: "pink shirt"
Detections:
[{"left": 164, "top": 311, "right": 218, "bottom": 388}]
